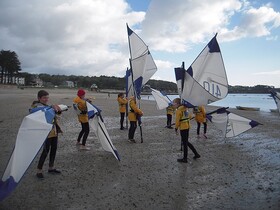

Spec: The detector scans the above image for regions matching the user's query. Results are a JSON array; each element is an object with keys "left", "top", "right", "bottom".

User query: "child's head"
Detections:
[
  {"left": 77, "top": 89, "right": 86, "bottom": 99},
  {"left": 118, "top": 93, "right": 124, "bottom": 98},
  {"left": 172, "top": 98, "right": 181, "bottom": 108},
  {"left": 37, "top": 90, "right": 49, "bottom": 104}
]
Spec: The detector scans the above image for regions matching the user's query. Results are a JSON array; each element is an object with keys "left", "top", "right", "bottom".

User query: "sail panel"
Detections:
[
  {"left": 127, "top": 24, "right": 157, "bottom": 99},
  {"left": 174, "top": 67, "right": 184, "bottom": 97},
  {"left": 207, "top": 107, "right": 261, "bottom": 138},
  {"left": 127, "top": 25, "right": 148, "bottom": 60},
  {"left": 142, "top": 51, "right": 157, "bottom": 85},
  {"left": 176, "top": 34, "right": 228, "bottom": 106},
  {"left": 0, "top": 108, "right": 55, "bottom": 201},
  {"left": 190, "top": 35, "right": 228, "bottom": 99},
  {"left": 151, "top": 88, "right": 171, "bottom": 110},
  {"left": 86, "top": 102, "right": 120, "bottom": 161},
  {"left": 181, "top": 72, "right": 218, "bottom": 107}
]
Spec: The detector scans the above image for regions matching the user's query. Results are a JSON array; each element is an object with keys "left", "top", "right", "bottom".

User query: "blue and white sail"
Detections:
[
  {"left": 0, "top": 107, "right": 57, "bottom": 201},
  {"left": 126, "top": 24, "right": 157, "bottom": 99},
  {"left": 270, "top": 90, "right": 280, "bottom": 114},
  {"left": 150, "top": 88, "right": 172, "bottom": 110},
  {"left": 125, "top": 68, "right": 133, "bottom": 98},
  {"left": 175, "top": 34, "right": 228, "bottom": 107},
  {"left": 86, "top": 102, "right": 120, "bottom": 161},
  {"left": 206, "top": 107, "right": 261, "bottom": 138}
]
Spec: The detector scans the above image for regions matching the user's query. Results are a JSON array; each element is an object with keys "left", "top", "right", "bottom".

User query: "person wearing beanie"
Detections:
[
  {"left": 73, "top": 89, "right": 90, "bottom": 150},
  {"left": 31, "top": 90, "right": 63, "bottom": 179}
]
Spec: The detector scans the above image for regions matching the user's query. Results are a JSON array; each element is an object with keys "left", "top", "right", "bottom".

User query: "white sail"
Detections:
[
  {"left": 150, "top": 88, "right": 171, "bottom": 110},
  {"left": 0, "top": 107, "right": 56, "bottom": 201},
  {"left": 271, "top": 90, "right": 280, "bottom": 114},
  {"left": 175, "top": 34, "right": 228, "bottom": 107},
  {"left": 207, "top": 107, "right": 261, "bottom": 138},
  {"left": 126, "top": 24, "right": 157, "bottom": 99},
  {"left": 86, "top": 102, "right": 120, "bottom": 161}
]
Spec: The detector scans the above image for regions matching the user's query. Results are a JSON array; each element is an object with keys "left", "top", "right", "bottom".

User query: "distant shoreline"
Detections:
[{"left": 0, "top": 84, "right": 278, "bottom": 94}]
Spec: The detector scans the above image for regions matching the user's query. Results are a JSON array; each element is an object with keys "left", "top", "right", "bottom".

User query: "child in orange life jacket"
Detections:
[
  {"left": 173, "top": 98, "right": 200, "bottom": 163},
  {"left": 128, "top": 96, "right": 143, "bottom": 143},
  {"left": 31, "top": 90, "right": 62, "bottom": 179},
  {"left": 117, "top": 93, "right": 128, "bottom": 130},
  {"left": 73, "top": 89, "right": 91, "bottom": 150},
  {"left": 194, "top": 105, "right": 207, "bottom": 138}
]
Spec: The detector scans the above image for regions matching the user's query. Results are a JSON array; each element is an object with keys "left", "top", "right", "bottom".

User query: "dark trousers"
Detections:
[
  {"left": 180, "top": 129, "right": 199, "bottom": 159},
  {"left": 37, "top": 137, "right": 58, "bottom": 170},
  {"left": 167, "top": 114, "right": 172, "bottom": 127},
  {"left": 77, "top": 122, "right": 90, "bottom": 145},
  {"left": 128, "top": 121, "right": 137, "bottom": 139},
  {"left": 120, "top": 112, "right": 125, "bottom": 129},
  {"left": 197, "top": 122, "right": 207, "bottom": 135}
]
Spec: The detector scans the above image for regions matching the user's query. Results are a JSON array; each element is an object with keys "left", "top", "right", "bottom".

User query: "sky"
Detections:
[{"left": 0, "top": 0, "right": 280, "bottom": 87}]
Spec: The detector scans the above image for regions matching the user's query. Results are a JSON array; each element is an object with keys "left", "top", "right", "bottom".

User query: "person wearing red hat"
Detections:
[{"left": 73, "top": 89, "right": 90, "bottom": 150}]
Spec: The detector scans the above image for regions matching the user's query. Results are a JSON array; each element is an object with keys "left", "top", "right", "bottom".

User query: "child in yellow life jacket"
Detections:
[
  {"left": 166, "top": 104, "right": 175, "bottom": 128},
  {"left": 31, "top": 90, "right": 62, "bottom": 179},
  {"left": 194, "top": 105, "right": 207, "bottom": 138},
  {"left": 128, "top": 96, "right": 143, "bottom": 143},
  {"left": 173, "top": 98, "right": 200, "bottom": 163},
  {"left": 117, "top": 93, "right": 128, "bottom": 130},
  {"left": 73, "top": 89, "right": 90, "bottom": 150}
]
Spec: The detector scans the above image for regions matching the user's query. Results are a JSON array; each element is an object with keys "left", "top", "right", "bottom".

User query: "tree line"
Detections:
[
  {"left": 25, "top": 73, "right": 179, "bottom": 93},
  {"left": 0, "top": 50, "right": 21, "bottom": 84}
]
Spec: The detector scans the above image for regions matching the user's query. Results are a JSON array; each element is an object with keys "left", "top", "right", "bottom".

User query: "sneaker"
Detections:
[
  {"left": 36, "top": 173, "right": 44, "bottom": 179},
  {"left": 177, "top": 158, "right": 188, "bottom": 163},
  {"left": 76, "top": 141, "right": 82, "bottom": 146},
  {"left": 128, "top": 139, "right": 136, "bottom": 143},
  {"left": 193, "top": 154, "right": 201, "bottom": 159},
  {"left": 48, "top": 169, "right": 61, "bottom": 174},
  {"left": 80, "top": 145, "right": 90, "bottom": 150}
]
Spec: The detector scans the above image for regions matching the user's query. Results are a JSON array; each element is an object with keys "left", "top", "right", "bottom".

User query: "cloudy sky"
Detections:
[{"left": 0, "top": 0, "right": 280, "bottom": 87}]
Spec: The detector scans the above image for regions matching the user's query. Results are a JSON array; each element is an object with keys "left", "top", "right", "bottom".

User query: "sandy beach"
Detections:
[{"left": 0, "top": 87, "right": 279, "bottom": 210}]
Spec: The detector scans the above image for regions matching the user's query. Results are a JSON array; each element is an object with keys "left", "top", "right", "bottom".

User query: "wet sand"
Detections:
[{"left": 0, "top": 87, "right": 279, "bottom": 209}]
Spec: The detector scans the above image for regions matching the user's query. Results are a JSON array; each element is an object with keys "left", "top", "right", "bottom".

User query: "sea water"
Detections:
[{"left": 142, "top": 94, "right": 276, "bottom": 112}]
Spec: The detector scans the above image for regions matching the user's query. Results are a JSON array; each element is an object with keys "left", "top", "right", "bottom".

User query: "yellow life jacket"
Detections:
[
  {"left": 166, "top": 105, "right": 175, "bottom": 115},
  {"left": 194, "top": 106, "right": 206, "bottom": 123},
  {"left": 73, "top": 96, "right": 88, "bottom": 123},
  {"left": 128, "top": 99, "right": 143, "bottom": 121},
  {"left": 175, "top": 105, "right": 191, "bottom": 130},
  {"left": 117, "top": 96, "right": 128, "bottom": 113}
]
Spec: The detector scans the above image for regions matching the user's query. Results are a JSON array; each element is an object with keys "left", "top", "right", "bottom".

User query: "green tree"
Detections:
[{"left": 0, "top": 50, "right": 21, "bottom": 84}]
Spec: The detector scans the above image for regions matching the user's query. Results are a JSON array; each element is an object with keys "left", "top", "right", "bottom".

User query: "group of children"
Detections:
[
  {"left": 117, "top": 93, "right": 208, "bottom": 163},
  {"left": 33, "top": 89, "right": 208, "bottom": 179}
]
